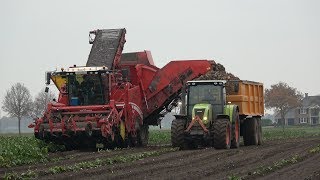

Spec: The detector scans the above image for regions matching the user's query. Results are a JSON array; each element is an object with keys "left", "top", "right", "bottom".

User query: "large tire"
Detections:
[
  {"left": 137, "top": 124, "right": 149, "bottom": 147},
  {"left": 257, "top": 117, "right": 263, "bottom": 145},
  {"left": 171, "top": 118, "right": 186, "bottom": 149},
  {"left": 243, "top": 118, "right": 259, "bottom": 146},
  {"left": 231, "top": 109, "right": 240, "bottom": 149},
  {"left": 213, "top": 119, "right": 231, "bottom": 149}
]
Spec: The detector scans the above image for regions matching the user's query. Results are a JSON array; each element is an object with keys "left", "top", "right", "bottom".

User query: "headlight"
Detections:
[{"left": 203, "top": 116, "right": 208, "bottom": 124}]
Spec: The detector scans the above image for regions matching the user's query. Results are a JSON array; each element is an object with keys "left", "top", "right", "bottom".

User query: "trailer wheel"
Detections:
[
  {"left": 257, "top": 117, "right": 263, "bottom": 145},
  {"left": 244, "top": 118, "right": 259, "bottom": 146},
  {"left": 213, "top": 119, "right": 231, "bottom": 149},
  {"left": 231, "top": 109, "right": 240, "bottom": 149},
  {"left": 171, "top": 118, "right": 187, "bottom": 149}
]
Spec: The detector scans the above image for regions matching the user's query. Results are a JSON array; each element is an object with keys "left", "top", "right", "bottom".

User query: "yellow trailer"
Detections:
[{"left": 227, "top": 80, "right": 264, "bottom": 117}]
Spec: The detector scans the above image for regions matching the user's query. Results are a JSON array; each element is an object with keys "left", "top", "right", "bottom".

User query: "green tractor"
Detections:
[{"left": 171, "top": 80, "right": 263, "bottom": 149}]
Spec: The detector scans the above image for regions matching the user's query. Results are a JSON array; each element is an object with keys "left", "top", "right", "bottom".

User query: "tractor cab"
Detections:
[
  {"left": 186, "top": 80, "right": 226, "bottom": 124},
  {"left": 47, "top": 66, "right": 109, "bottom": 106}
]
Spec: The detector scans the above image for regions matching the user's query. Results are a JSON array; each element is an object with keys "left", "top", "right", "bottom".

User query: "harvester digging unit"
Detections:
[{"left": 29, "top": 29, "right": 214, "bottom": 149}]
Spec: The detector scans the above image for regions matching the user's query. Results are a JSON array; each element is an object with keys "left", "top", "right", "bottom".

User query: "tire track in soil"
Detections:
[
  {"left": 39, "top": 149, "right": 199, "bottom": 180},
  {"left": 201, "top": 138, "right": 319, "bottom": 179},
  {"left": 257, "top": 149, "right": 320, "bottom": 180},
  {"left": 0, "top": 145, "right": 168, "bottom": 177},
  {"left": 109, "top": 137, "right": 317, "bottom": 180},
  {"left": 46, "top": 137, "right": 320, "bottom": 180},
  {"left": 67, "top": 148, "right": 237, "bottom": 180}
]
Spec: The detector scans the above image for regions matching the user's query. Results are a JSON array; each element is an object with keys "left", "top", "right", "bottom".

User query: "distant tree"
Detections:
[
  {"left": 261, "top": 119, "right": 273, "bottom": 126},
  {"left": 2, "top": 83, "right": 33, "bottom": 135},
  {"left": 265, "top": 82, "right": 303, "bottom": 130},
  {"left": 33, "top": 89, "right": 56, "bottom": 117}
]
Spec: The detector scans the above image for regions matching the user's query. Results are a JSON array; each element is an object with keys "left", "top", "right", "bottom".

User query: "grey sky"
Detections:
[{"left": 1, "top": 0, "right": 319, "bottom": 117}]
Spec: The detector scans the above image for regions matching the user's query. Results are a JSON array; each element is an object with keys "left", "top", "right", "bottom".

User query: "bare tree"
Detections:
[
  {"left": 33, "top": 89, "right": 56, "bottom": 118},
  {"left": 2, "top": 83, "right": 33, "bottom": 135},
  {"left": 265, "top": 82, "right": 303, "bottom": 130}
]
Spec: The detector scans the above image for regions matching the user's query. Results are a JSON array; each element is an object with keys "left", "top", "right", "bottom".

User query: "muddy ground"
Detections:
[{"left": 1, "top": 137, "right": 320, "bottom": 180}]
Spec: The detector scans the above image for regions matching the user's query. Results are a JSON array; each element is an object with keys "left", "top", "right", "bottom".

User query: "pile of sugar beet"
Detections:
[{"left": 196, "top": 63, "right": 240, "bottom": 94}]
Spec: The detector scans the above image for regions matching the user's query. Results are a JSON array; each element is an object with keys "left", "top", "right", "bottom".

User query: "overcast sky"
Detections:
[{"left": 1, "top": 0, "right": 319, "bottom": 117}]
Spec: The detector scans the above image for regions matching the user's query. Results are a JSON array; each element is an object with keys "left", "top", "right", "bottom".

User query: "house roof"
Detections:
[
  {"left": 273, "top": 95, "right": 320, "bottom": 119},
  {"left": 303, "top": 95, "right": 320, "bottom": 107}
]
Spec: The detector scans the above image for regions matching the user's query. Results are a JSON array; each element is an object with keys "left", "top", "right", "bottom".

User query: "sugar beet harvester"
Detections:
[{"left": 29, "top": 29, "right": 214, "bottom": 149}]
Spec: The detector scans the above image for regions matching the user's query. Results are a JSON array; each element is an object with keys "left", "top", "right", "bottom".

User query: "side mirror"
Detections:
[
  {"left": 45, "top": 87, "right": 49, "bottom": 93},
  {"left": 46, "top": 72, "right": 51, "bottom": 85}
]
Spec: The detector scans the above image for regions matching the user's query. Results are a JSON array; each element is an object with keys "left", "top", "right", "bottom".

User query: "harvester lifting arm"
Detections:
[{"left": 140, "top": 60, "right": 215, "bottom": 125}]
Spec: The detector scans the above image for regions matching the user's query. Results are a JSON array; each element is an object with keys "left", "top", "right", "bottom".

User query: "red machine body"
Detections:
[{"left": 30, "top": 29, "right": 214, "bottom": 148}]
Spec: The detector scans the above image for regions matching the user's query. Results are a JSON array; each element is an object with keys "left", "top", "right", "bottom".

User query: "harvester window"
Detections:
[{"left": 67, "top": 73, "right": 104, "bottom": 106}]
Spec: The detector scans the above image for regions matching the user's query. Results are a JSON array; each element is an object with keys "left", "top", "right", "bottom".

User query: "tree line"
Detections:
[{"left": 1, "top": 83, "right": 55, "bottom": 135}]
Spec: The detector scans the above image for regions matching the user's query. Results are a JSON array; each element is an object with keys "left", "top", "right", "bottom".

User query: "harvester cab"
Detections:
[{"left": 47, "top": 66, "right": 109, "bottom": 106}]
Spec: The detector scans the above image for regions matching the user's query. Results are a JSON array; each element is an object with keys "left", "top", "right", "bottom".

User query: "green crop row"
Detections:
[
  {"left": 149, "top": 130, "right": 171, "bottom": 145},
  {"left": 0, "top": 136, "right": 64, "bottom": 168},
  {"left": 3, "top": 147, "right": 178, "bottom": 179},
  {"left": 262, "top": 126, "right": 320, "bottom": 140}
]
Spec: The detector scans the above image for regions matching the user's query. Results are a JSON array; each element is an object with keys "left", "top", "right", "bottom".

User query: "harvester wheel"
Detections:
[
  {"left": 38, "top": 125, "right": 47, "bottom": 140},
  {"left": 244, "top": 118, "right": 259, "bottom": 146},
  {"left": 213, "top": 118, "right": 231, "bottom": 149},
  {"left": 231, "top": 110, "right": 240, "bottom": 149},
  {"left": 137, "top": 124, "right": 149, "bottom": 147},
  {"left": 171, "top": 118, "right": 189, "bottom": 149},
  {"left": 85, "top": 124, "right": 93, "bottom": 137},
  {"left": 64, "top": 140, "right": 77, "bottom": 151}
]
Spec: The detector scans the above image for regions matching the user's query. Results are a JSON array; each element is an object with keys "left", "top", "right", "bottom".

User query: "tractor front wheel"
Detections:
[
  {"left": 171, "top": 118, "right": 188, "bottom": 149},
  {"left": 213, "top": 119, "right": 231, "bottom": 149}
]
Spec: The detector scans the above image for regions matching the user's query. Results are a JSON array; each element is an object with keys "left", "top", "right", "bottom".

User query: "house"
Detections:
[{"left": 275, "top": 93, "right": 320, "bottom": 125}]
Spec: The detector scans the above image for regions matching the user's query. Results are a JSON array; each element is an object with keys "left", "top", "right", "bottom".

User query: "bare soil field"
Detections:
[{"left": 1, "top": 137, "right": 320, "bottom": 180}]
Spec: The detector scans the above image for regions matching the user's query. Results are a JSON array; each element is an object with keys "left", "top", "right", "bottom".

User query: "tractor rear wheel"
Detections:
[
  {"left": 213, "top": 119, "right": 231, "bottom": 149},
  {"left": 171, "top": 118, "right": 187, "bottom": 149},
  {"left": 231, "top": 110, "right": 240, "bottom": 149}
]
